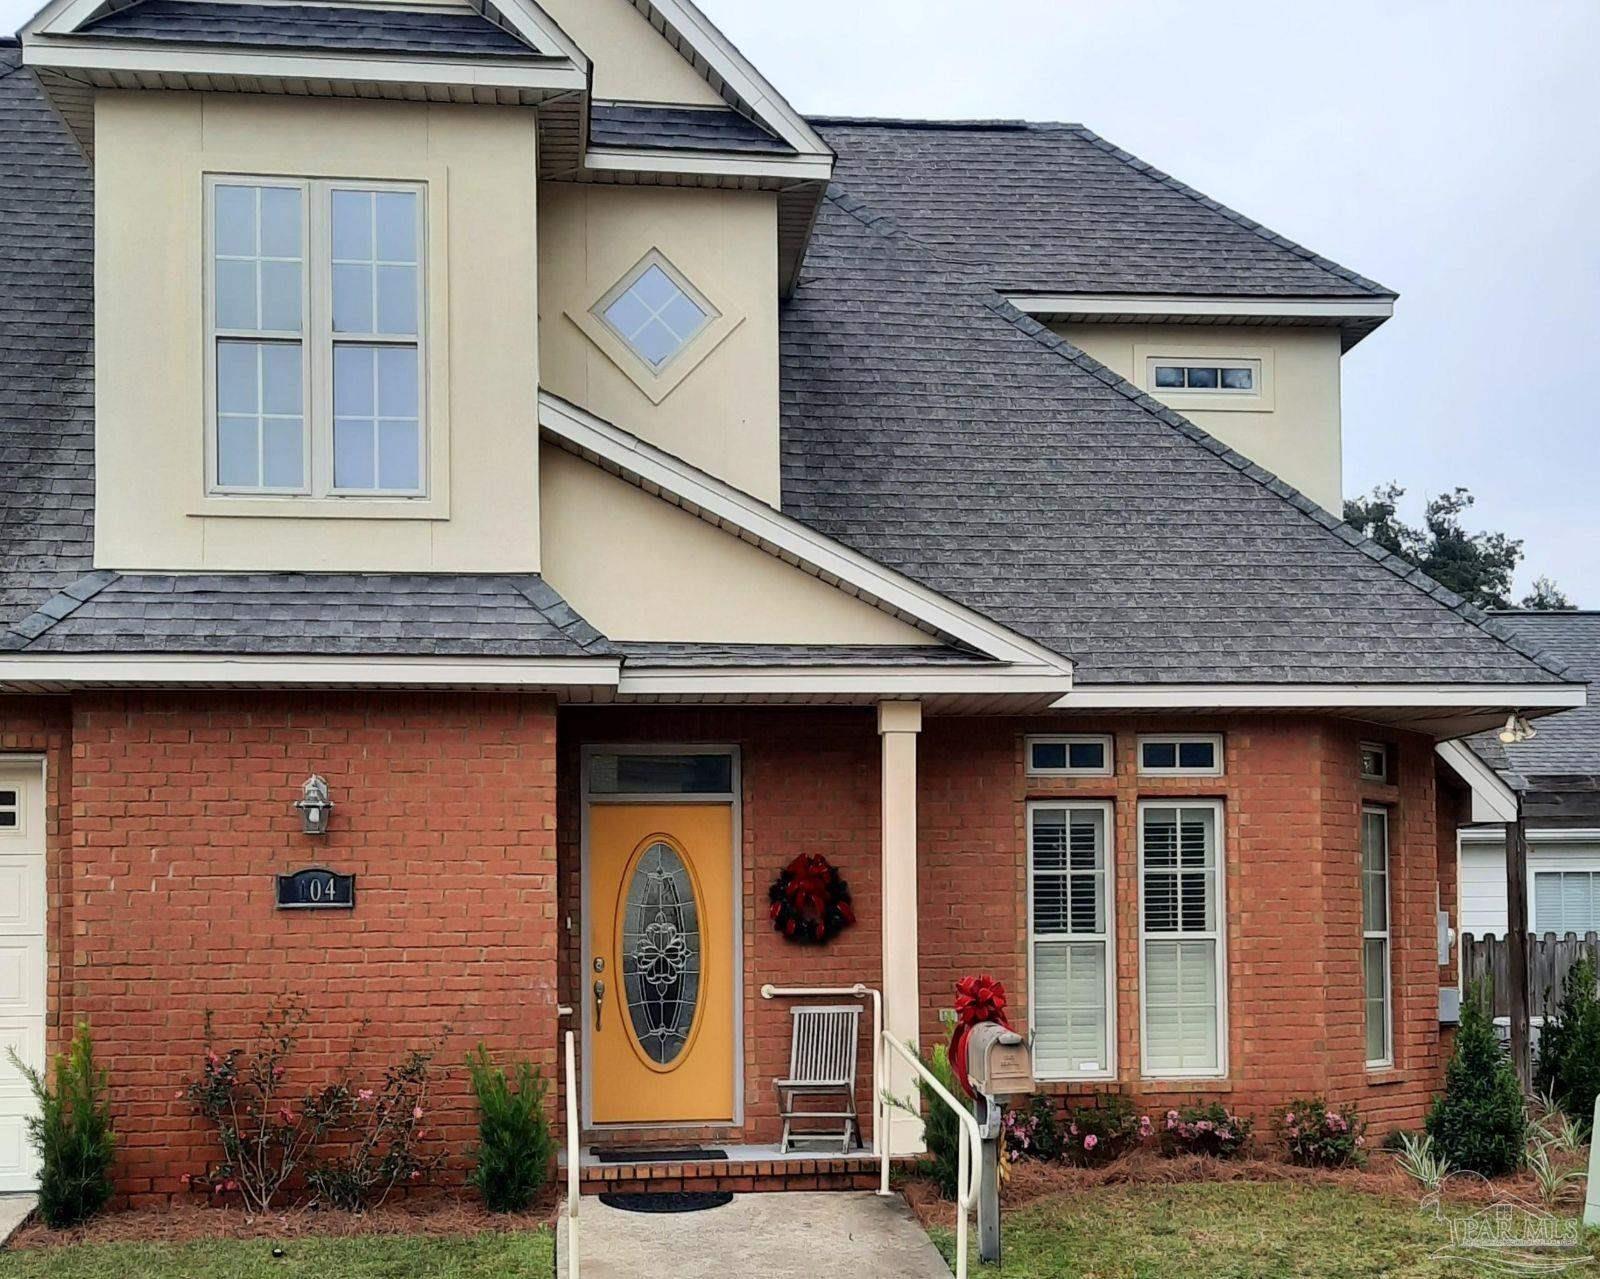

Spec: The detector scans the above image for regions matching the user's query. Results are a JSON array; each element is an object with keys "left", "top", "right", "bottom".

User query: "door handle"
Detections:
[{"left": 593, "top": 978, "right": 606, "bottom": 1032}]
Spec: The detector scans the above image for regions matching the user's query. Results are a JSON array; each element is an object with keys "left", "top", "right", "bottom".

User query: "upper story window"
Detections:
[
  {"left": 1138, "top": 734, "right": 1223, "bottom": 777},
  {"left": 1150, "top": 359, "right": 1260, "bottom": 394},
  {"left": 208, "top": 177, "right": 426, "bottom": 498},
  {"left": 594, "top": 250, "right": 717, "bottom": 374},
  {"left": 1027, "top": 735, "right": 1113, "bottom": 776}
]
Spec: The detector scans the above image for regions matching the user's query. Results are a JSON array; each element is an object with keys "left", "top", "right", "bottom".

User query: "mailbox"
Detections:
[{"left": 966, "top": 1023, "right": 1033, "bottom": 1099}]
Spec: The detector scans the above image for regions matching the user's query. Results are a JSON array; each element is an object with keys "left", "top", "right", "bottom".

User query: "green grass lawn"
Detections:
[
  {"left": 929, "top": 1181, "right": 1598, "bottom": 1278},
  {"left": 0, "top": 1229, "right": 553, "bottom": 1279}
]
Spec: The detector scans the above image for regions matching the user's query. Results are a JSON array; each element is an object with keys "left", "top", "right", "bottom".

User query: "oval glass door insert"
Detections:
[{"left": 620, "top": 841, "right": 702, "bottom": 1066}]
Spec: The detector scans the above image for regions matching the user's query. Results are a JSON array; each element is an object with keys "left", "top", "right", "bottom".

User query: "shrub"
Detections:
[
  {"left": 1426, "top": 979, "right": 1527, "bottom": 1177},
  {"left": 8, "top": 1023, "right": 115, "bottom": 1229},
  {"left": 1275, "top": 1097, "right": 1366, "bottom": 1168},
  {"left": 1062, "top": 1094, "right": 1149, "bottom": 1165},
  {"left": 466, "top": 1045, "right": 554, "bottom": 1212},
  {"left": 306, "top": 1049, "right": 441, "bottom": 1212},
  {"left": 885, "top": 1035, "right": 966, "bottom": 1199},
  {"left": 1001, "top": 1095, "right": 1061, "bottom": 1164},
  {"left": 1161, "top": 1102, "right": 1253, "bottom": 1159},
  {"left": 1534, "top": 955, "right": 1600, "bottom": 1136},
  {"left": 183, "top": 1002, "right": 349, "bottom": 1213}
]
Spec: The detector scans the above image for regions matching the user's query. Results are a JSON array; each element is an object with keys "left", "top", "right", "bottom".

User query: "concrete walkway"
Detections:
[
  {"left": 556, "top": 1192, "right": 949, "bottom": 1279},
  {"left": 0, "top": 1194, "right": 35, "bottom": 1246}
]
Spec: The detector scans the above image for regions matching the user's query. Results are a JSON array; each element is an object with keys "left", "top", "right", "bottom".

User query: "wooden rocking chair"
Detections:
[{"left": 773, "top": 1004, "right": 862, "bottom": 1154}]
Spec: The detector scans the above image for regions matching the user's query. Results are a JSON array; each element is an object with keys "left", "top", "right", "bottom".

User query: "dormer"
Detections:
[{"left": 20, "top": 0, "right": 833, "bottom": 572}]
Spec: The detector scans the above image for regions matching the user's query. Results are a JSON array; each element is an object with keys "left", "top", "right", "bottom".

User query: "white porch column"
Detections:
[{"left": 879, "top": 699, "right": 925, "bottom": 1155}]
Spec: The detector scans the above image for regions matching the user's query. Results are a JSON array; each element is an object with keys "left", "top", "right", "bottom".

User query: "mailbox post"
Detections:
[{"left": 965, "top": 1023, "right": 1034, "bottom": 1266}]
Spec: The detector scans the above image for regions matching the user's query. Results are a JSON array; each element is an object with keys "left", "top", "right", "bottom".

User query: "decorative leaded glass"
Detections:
[{"left": 621, "top": 841, "right": 702, "bottom": 1066}]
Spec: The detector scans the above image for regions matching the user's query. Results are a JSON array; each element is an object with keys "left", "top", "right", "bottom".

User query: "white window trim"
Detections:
[
  {"left": 1363, "top": 805, "right": 1394, "bottom": 1069},
  {"left": 1360, "top": 741, "right": 1390, "bottom": 784},
  {"left": 1137, "top": 733, "right": 1224, "bottom": 777},
  {"left": 1147, "top": 357, "right": 1262, "bottom": 396},
  {"left": 1133, "top": 342, "right": 1276, "bottom": 414},
  {"left": 203, "top": 173, "right": 430, "bottom": 503},
  {"left": 1027, "top": 799, "right": 1117, "bottom": 1081},
  {"left": 1138, "top": 799, "right": 1228, "bottom": 1080},
  {"left": 1025, "top": 734, "right": 1114, "bottom": 777}
]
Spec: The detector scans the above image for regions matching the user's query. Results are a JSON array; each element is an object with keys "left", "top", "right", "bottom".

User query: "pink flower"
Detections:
[
  {"left": 179, "top": 1173, "right": 191, "bottom": 1187},
  {"left": 1356, "top": 1135, "right": 1366, "bottom": 1147},
  {"left": 1218, "top": 1128, "right": 1233, "bottom": 1141},
  {"left": 1083, "top": 1134, "right": 1098, "bottom": 1151},
  {"left": 1197, "top": 1120, "right": 1214, "bottom": 1133},
  {"left": 413, "top": 1105, "right": 424, "bottom": 1120},
  {"left": 1138, "top": 1116, "right": 1154, "bottom": 1139},
  {"left": 1069, "top": 1123, "right": 1079, "bottom": 1136},
  {"left": 358, "top": 1089, "right": 374, "bottom": 1102}
]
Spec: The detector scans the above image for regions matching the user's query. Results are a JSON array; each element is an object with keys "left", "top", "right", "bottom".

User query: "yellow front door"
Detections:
[{"left": 588, "top": 803, "right": 735, "bottom": 1126}]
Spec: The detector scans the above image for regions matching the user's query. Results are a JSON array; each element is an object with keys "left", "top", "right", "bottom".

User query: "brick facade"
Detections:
[{"left": 3, "top": 695, "right": 1454, "bottom": 1199}]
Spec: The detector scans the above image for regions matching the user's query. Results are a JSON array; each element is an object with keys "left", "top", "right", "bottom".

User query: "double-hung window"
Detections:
[
  {"left": 1029, "top": 802, "right": 1114, "bottom": 1078},
  {"left": 208, "top": 177, "right": 426, "bottom": 498},
  {"left": 1362, "top": 807, "right": 1392, "bottom": 1068},
  {"left": 1139, "top": 801, "right": 1226, "bottom": 1077},
  {"left": 1533, "top": 869, "right": 1600, "bottom": 937}
]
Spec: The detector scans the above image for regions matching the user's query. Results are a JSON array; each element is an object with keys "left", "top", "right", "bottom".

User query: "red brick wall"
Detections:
[{"left": 62, "top": 692, "right": 558, "bottom": 1205}]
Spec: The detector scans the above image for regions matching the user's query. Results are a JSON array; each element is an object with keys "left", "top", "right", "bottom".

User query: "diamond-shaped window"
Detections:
[{"left": 595, "top": 254, "right": 715, "bottom": 372}]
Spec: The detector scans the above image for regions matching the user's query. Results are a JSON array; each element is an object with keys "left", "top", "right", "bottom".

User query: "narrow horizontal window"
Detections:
[
  {"left": 1138, "top": 734, "right": 1223, "bottom": 776},
  {"left": 1149, "top": 359, "right": 1260, "bottom": 395},
  {"left": 588, "top": 752, "right": 734, "bottom": 797},
  {"left": 1027, "top": 735, "right": 1113, "bottom": 776}
]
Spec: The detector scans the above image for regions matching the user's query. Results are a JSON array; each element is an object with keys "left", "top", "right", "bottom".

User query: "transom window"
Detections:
[
  {"left": 1533, "top": 870, "right": 1600, "bottom": 937},
  {"left": 1151, "top": 361, "right": 1258, "bottom": 393},
  {"left": 1027, "top": 735, "right": 1113, "bottom": 776},
  {"left": 594, "top": 251, "right": 717, "bottom": 373},
  {"left": 1029, "top": 802, "right": 1115, "bottom": 1078},
  {"left": 1140, "top": 802, "right": 1226, "bottom": 1077},
  {"left": 1362, "top": 807, "right": 1392, "bottom": 1068},
  {"left": 1138, "top": 734, "right": 1223, "bottom": 776},
  {"left": 208, "top": 176, "right": 426, "bottom": 498}
]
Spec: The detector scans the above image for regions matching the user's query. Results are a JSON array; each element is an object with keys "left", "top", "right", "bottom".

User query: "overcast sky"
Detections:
[{"left": 6, "top": 0, "right": 1596, "bottom": 603}]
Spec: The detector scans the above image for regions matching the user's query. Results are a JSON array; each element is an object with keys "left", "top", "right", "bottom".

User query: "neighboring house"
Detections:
[
  {"left": 1442, "top": 612, "right": 1600, "bottom": 937},
  {"left": 0, "top": 0, "right": 1586, "bottom": 1199}
]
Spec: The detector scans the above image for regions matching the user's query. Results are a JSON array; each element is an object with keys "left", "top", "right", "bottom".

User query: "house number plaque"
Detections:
[{"left": 275, "top": 867, "right": 355, "bottom": 910}]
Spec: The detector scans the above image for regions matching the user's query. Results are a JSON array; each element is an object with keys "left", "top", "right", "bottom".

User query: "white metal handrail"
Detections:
[
  {"left": 882, "top": 1030, "right": 982, "bottom": 1279},
  {"left": 759, "top": 983, "right": 886, "bottom": 1194},
  {"left": 565, "top": 1028, "right": 579, "bottom": 1278}
]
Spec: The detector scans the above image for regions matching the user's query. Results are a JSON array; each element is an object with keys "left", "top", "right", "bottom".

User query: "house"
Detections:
[
  {"left": 1440, "top": 612, "right": 1600, "bottom": 938},
  {"left": 0, "top": 0, "right": 1587, "bottom": 1203}
]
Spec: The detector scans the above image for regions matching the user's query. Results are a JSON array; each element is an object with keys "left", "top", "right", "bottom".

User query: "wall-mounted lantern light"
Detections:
[{"left": 294, "top": 774, "right": 333, "bottom": 835}]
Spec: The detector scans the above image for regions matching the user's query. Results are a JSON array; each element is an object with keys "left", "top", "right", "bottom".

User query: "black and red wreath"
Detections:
[{"left": 768, "top": 853, "right": 855, "bottom": 945}]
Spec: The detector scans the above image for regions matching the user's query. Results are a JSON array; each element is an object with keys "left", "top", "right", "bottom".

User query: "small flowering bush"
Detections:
[
  {"left": 1275, "top": 1097, "right": 1366, "bottom": 1168},
  {"left": 1062, "top": 1094, "right": 1148, "bottom": 1166},
  {"left": 182, "top": 1001, "right": 348, "bottom": 1214},
  {"left": 305, "top": 1049, "right": 441, "bottom": 1212},
  {"left": 1001, "top": 1095, "right": 1061, "bottom": 1163},
  {"left": 1160, "top": 1102, "right": 1253, "bottom": 1159}
]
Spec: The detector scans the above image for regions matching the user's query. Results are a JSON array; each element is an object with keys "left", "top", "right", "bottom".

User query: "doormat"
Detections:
[
  {"left": 599, "top": 1191, "right": 734, "bottom": 1214},
  {"left": 595, "top": 1147, "right": 729, "bottom": 1164}
]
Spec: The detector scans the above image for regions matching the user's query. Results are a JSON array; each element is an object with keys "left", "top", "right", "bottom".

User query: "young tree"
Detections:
[
  {"left": 1427, "top": 980, "right": 1528, "bottom": 1176},
  {"left": 1522, "top": 576, "right": 1576, "bottom": 611},
  {"left": 1345, "top": 483, "right": 1573, "bottom": 612}
]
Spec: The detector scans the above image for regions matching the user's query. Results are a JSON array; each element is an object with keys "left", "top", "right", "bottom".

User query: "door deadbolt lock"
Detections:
[{"left": 593, "top": 956, "right": 605, "bottom": 973}]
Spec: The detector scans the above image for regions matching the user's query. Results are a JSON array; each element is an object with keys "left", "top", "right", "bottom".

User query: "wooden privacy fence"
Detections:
[{"left": 1462, "top": 932, "right": 1600, "bottom": 1019}]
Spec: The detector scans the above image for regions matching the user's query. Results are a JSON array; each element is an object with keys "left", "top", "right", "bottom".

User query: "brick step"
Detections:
[{"left": 579, "top": 1155, "right": 882, "bottom": 1196}]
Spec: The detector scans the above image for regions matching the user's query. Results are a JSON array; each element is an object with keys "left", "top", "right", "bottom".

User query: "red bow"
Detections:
[{"left": 950, "top": 975, "right": 1011, "bottom": 1100}]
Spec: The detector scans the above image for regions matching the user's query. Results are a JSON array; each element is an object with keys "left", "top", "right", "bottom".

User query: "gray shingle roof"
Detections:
[
  {"left": 590, "top": 104, "right": 793, "bottom": 155},
  {"left": 778, "top": 187, "right": 1564, "bottom": 686},
  {"left": 79, "top": 1, "right": 547, "bottom": 59},
  {"left": 810, "top": 118, "right": 1394, "bottom": 300},
  {"left": 1468, "top": 613, "right": 1600, "bottom": 781},
  {"left": 0, "top": 44, "right": 96, "bottom": 624},
  {"left": 2, "top": 571, "right": 615, "bottom": 658}
]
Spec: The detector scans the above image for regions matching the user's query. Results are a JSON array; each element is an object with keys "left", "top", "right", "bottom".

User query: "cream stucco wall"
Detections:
[
  {"left": 1060, "top": 323, "right": 1345, "bottom": 512},
  {"left": 94, "top": 91, "right": 542, "bottom": 573},
  {"left": 539, "top": 445, "right": 935, "bottom": 644},
  {"left": 539, "top": 183, "right": 781, "bottom": 503},
  {"left": 537, "top": 0, "right": 723, "bottom": 106}
]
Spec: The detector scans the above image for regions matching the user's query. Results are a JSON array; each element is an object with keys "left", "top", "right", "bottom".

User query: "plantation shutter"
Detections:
[
  {"left": 1140, "top": 805, "right": 1222, "bottom": 1075},
  {"left": 1031, "top": 806, "right": 1110, "bottom": 1076}
]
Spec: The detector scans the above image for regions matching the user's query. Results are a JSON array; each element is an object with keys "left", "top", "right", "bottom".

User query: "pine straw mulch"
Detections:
[
  {"left": 6, "top": 1185, "right": 561, "bottom": 1253},
  {"left": 900, "top": 1146, "right": 1592, "bottom": 1231}
]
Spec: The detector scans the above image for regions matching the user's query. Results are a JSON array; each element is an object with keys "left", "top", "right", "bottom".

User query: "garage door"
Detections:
[{"left": 0, "top": 762, "right": 45, "bottom": 1192}]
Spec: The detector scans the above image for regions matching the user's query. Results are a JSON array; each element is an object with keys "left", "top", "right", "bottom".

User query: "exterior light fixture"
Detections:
[
  {"left": 1498, "top": 715, "right": 1538, "bottom": 745},
  {"left": 294, "top": 774, "right": 333, "bottom": 835}
]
